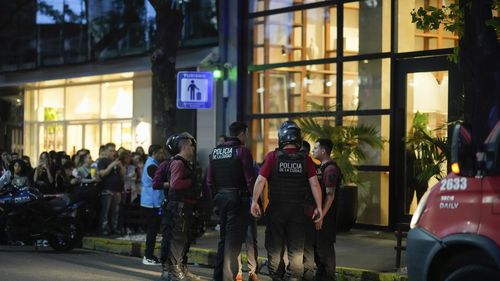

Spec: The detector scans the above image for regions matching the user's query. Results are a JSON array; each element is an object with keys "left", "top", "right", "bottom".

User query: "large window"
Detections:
[
  {"left": 248, "top": 1, "right": 392, "bottom": 226},
  {"left": 0, "top": 0, "right": 218, "bottom": 72},
  {"left": 24, "top": 73, "right": 138, "bottom": 160}
]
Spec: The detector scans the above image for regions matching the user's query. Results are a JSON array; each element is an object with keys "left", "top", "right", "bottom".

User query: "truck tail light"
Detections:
[
  {"left": 410, "top": 189, "right": 431, "bottom": 229},
  {"left": 451, "top": 162, "right": 460, "bottom": 174}
]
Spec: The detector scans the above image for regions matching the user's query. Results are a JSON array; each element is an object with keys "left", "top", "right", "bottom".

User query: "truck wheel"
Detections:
[{"left": 444, "top": 264, "right": 499, "bottom": 281}]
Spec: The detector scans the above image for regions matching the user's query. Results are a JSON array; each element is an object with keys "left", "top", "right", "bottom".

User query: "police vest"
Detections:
[
  {"left": 209, "top": 144, "right": 245, "bottom": 192},
  {"left": 167, "top": 156, "right": 198, "bottom": 202},
  {"left": 317, "top": 160, "right": 342, "bottom": 220},
  {"left": 268, "top": 149, "right": 309, "bottom": 203}
]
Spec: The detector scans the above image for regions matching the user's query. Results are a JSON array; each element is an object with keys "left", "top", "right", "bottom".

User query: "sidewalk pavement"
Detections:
[{"left": 82, "top": 226, "right": 408, "bottom": 281}]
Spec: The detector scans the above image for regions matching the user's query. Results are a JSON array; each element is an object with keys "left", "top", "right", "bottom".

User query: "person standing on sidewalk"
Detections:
[
  {"left": 140, "top": 144, "right": 166, "bottom": 265},
  {"left": 303, "top": 138, "right": 341, "bottom": 281},
  {"left": 251, "top": 120, "right": 323, "bottom": 281},
  {"left": 98, "top": 143, "right": 125, "bottom": 235},
  {"left": 207, "top": 121, "right": 256, "bottom": 281},
  {"left": 160, "top": 132, "right": 201, "bottom": 281}
]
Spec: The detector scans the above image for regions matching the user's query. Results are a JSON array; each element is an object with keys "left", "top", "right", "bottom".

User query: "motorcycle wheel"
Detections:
[{"left": 47, "top": 217, "right": 82, "bottom": 252}]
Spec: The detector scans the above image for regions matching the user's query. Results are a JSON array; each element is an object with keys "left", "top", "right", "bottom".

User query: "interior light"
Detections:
[
  {"left": 451, "top": 162, "right": 460, "bottom": 174},
  {"left": 290, "top": 82, "right": 296, "bottom": 88},
  {"left": 120, "top": 72, "right": 134, "bottom": 78},
  {"left": 325, "top": 81, "right": 333, "bottom": 87}
]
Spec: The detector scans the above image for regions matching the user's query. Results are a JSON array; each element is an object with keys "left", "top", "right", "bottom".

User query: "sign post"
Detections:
[{"left": 176, "top": 71, "right": 214, "bottom": 109}]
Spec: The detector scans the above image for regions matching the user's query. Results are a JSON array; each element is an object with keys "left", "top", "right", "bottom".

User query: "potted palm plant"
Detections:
[
  {"left": 405, "top": 112, "right": 450, "bottom": 210},
  {"left": 297, "top": 115, "right": 384, "bottom": 231}
]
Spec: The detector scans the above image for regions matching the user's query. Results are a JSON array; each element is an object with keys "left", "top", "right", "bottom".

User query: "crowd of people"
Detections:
[
  {"left": 0, "top": 119, "right": 342, "bottom": 281},
  {"left": 0, "top": 144, "right": 149, "bottom": 236}
]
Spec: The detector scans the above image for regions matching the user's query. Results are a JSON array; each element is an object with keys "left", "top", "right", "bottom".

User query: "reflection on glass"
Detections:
[
  {"left": 342, "top": 115, "right": 390, "bottom": 166},
  {"left": 343, "top": 59, "right": 390, "bottom": 110},
  {"left": 343, "top": 0, "right": 391, "bottom": 56},
  {"left": 1, "top": 0, "right": 217, "bottom": 71},
  {"left": 251, "top": 118, "right": 287, "bottom": 163},
  {"left": 405, "top": 71, "right": 449, "bottom": 214},
  {"left": 251, "top": 64, "right": 337, "bottom": 115},
  {"left": 356, "top": 171, "right": 389, "bottom": 226},
  {"left": 251, "top": 6, "right": 337, "bottom": 65}
]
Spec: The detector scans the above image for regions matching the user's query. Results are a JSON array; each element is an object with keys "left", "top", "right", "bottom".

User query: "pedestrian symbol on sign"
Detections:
[{"left": 188, "top": 80, "right": 200, "bottom": 100}]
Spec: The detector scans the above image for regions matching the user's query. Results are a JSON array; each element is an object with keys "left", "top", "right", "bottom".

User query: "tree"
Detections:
[
  {"left": 411, "top": 0, "right": 500, "bottom": 148},
  {"left": 148, "top": 0, "right": 184, "bottom": 142}
]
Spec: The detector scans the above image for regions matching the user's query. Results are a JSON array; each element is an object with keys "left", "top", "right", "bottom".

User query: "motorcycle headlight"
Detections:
[{"left": 410, "top": 189, "right": 431, "bottom": 229}]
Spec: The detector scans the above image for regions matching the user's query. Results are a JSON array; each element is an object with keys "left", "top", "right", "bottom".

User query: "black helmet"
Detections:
[
  {"left": 278, "top": 121, "right": 302, "bottom": 148},
  {"left": 166, "top": 132, "right": 196, "bottom": 155}
]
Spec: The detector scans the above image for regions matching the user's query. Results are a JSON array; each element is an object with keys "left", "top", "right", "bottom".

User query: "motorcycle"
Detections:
[{"left": 0, "top": 185, "right": 83, "bottom": 251}]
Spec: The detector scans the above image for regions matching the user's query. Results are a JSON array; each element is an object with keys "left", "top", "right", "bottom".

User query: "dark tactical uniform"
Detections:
[
  {"left": 264, "top": 149, "right": 313, "bottom": 280},
  {"left": 161, "top": 155, "right": 199, "bottom": 280},
  {"left": 303, "top": 161, "right": 341, "bottom": 281},
  {"left": 207, "top": 138, "right": 255, "bottom": 281}
]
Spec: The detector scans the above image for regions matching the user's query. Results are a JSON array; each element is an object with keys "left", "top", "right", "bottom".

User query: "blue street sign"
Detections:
[{"left": 177, "top": 71, "right": 213, "bottom": 109}]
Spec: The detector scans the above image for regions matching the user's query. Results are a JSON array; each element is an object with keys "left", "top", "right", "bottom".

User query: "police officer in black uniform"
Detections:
[
  {"left": 207, "top": 121, "right": 256, "bottom": 281},
  {"left": 160, "top": 132, "right": 201, "bottom": 281},
  {"left": 251, "top": 121, "right": 323, "bottom": 281},
  {"left": 303, "top": 138, "right": 342, "bottom": 281}
]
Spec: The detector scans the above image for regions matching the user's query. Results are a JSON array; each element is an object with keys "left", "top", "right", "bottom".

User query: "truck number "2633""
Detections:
[{"left": 439, "top": 178, "right": 467, "bottom": 191}]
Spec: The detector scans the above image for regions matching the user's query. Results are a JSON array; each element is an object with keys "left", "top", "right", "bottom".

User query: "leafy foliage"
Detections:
[
  {"left": 297, "top": 117, "right": 384, "bottom": 184},
  {"left": 405, "top": 112, "right": 450, "bottom": 184},
  {"left": 410, "top": 1, "right": 499, "bottom": 63}
]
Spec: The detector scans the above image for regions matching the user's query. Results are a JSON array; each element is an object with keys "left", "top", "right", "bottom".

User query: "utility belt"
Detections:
[{"left": 216, "top": 187, "right": 249, "bottom": 198}]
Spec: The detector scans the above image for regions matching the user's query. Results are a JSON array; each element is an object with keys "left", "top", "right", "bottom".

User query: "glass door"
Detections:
[{"left": 392, "top": 56, "right": 459, "bottom": 225}]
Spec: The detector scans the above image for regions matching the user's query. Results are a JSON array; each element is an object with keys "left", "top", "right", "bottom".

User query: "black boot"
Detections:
[{"left": 169, "top": 264, "right": 188, "bottom": 281}]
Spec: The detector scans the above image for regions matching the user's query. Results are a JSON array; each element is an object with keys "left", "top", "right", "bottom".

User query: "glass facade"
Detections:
[
  {"left": 247, "top": 0, "right": 456, "bottom": 226},
  {"left": 0, "top": 0, "right": 218, "bottom": 72},
  {"left": 24, "top": 72, "right": 152, "bottom": 161}
]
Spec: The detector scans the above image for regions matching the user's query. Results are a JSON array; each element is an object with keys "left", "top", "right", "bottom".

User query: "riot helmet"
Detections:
[
  {"left": 278, "top": 120, "right": 302, "bottom": 148},
  {"left": 166, "top": 132, "right": 196, "bottom": 155}
]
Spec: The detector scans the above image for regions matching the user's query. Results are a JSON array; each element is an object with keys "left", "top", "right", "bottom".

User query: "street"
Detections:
[{"left": 0, "top": 245, "right": 217, "bottom": 281}]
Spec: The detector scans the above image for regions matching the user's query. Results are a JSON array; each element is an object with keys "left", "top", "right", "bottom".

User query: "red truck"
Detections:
[{"left": 407, "top": 121, "right": 500, "bottom": 281}]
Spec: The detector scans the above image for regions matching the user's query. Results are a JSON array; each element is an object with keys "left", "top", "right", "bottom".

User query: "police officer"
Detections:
[
  {"left": 303, "top": 138, "right": 341, "bottom": 281},
  {"left": 160, "top": 132, "right": 200, "bottom": 281},
  {"left": 251, "top": 121, "right": 323, "bottom": 281},
  {"left": 207, "top": 121, "right": 256, "bottom": 281}
]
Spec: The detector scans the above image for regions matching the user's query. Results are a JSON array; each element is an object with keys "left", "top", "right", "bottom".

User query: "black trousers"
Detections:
[
  {"left": 160, "top": 201, "right": 194, "bottom": 266},
  {"left": 303, "top": 210, "right": 337, "bottom": 281},
  {"left": 143, "top": 207, "right": 161, "bottom": 258},
  {"left": 239, "top": 213, "right": 258, "bottom": 275},
  {"left": 213, "top": 191, "right": 249, "bottom": 281},
  {"left": 265, "top": 202, "right": 306, "bottom": 280}
]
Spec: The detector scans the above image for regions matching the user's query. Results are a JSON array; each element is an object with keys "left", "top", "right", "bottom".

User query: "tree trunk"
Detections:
[
  {"left": 150, "top": 0, "right": 183, "bottom": 144},
  {"left": 460, "top": 0, "right": 500, "bottom": 147}
]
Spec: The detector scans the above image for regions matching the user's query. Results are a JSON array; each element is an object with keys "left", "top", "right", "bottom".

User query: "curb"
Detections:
[{"left": 82, "top": 237, "right": 408, "bottom": 281}]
